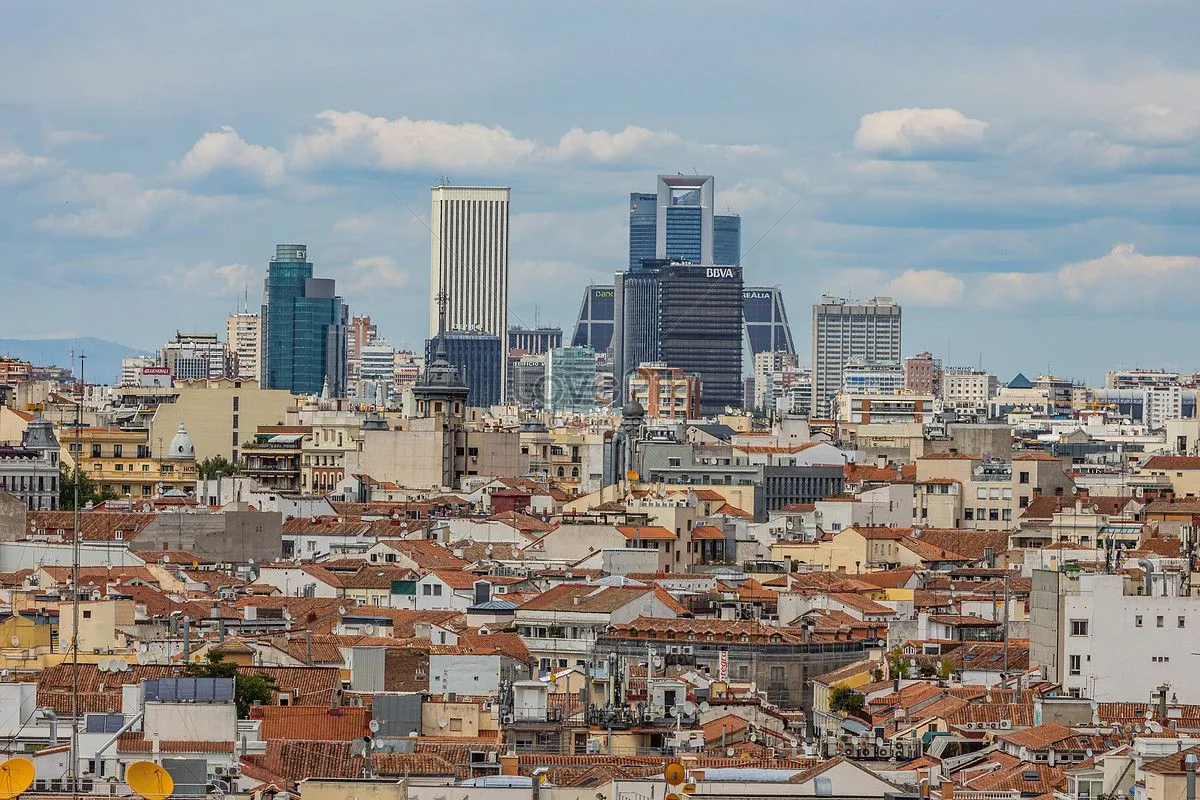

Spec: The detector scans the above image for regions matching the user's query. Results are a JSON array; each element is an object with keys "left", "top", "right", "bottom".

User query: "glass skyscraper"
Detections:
[
  {"left": 424, "top": 331, "right": 503, "bottom": 408},
  {"left": 627, "top": 180, "right": 741, "bottom": 268},
  {"left": 261, "top": 244, "right": 349, "bottom": 397},
  {"left": 545, "top": 346, "right": 597, "bottom": 412}
]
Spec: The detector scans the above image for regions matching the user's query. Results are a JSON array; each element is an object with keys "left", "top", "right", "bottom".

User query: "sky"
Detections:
[{"left": 3, "top": 1, "right": 1200, "bottom": 384}]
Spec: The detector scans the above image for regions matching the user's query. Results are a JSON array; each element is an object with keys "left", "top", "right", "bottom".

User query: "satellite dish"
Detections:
[
  {"left": 876, "top": 737, "right": 885, "bottom": 747},
  {"left": 162, "top": 555, "right": 170, "bottom": 564},
  {"left": 0, "top": 758, "right": 34, "bottom": 800},
  {"left": 699, "top": 701, "right": 710, "bottom": 713},
  {"left": 282, "top": 609, "right": 293, "bottom": 621},
  {"left": 749, "top": 733, "right": 758, "bottom": 743},
  {"left": 369, "top": 720, "right": 380, "bottom": 733},
  {"left": 125, "top": 760, "right": 174, "bottom": 800},
  {"left": 668, "top": 706, "right": 678, "bottom": 717},
  {"left": 664, "top": 763, "right": 686, "bottom": 785},
  {"left": 338, "top": 607, "right": 347, "bottom": 616},
  {"left": 653, "top": 656, "right": 664, "bottom": 669},
  {"left": 626, "top": 470, "right": 639, "bottom": 482},
  {"left": 726, "top": 747, "right": 735, "bottom": 757},
  {"left": 437, "top": 717, "right": 449, "bottom": 729},
  {"left": 8, "top": 636, "right": 17, "bottom": 648}
]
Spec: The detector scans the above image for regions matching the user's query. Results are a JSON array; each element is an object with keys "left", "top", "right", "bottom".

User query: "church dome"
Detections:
[
  {"left": 621, "top": 399, "right": 646, "bottom": 419},
  {"left": 167, "top": 423, "right": 196, "bottom": 460}
]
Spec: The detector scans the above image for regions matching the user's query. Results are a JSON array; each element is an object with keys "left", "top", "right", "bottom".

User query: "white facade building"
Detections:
[
  {"left": 1032, "top": 568, "right": 1200, "bottom": 702},
  {"left": 160, "top": 333, "right": 227, "bottom": 381},
  {"left": 811, "top": 296, "right": 901, "bottom": 418},
  {"left": 942, "top": 368, "right": 998, "bottom": 419},
  {"left": 225, "top": 313, "right": 261, "bottom": 382},
  {"left": 841, "top": 360, "right": 904, "bottom": 395}
]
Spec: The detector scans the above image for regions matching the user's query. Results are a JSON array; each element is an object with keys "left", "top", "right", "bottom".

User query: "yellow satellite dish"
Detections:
[
  {"left": 626, "top": 469, "right": 639, "bottom": 482},
  {"left": 664, "top": 762, "right": 686, "bottom": 785},
  {"left": 0, "top": 757, "right": 34, "bottom": 800},
  {"left": 665, "top": 794, "right": 681, "bottom": 800},
  {"left": 126, "top": 760, "right": 175, "bottom": 800},
  {"left": 683, "top": 783, "right": 697, "bottom": 795}
]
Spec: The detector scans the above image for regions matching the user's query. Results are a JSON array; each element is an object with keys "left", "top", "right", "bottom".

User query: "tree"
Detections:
[
  {"left": 197, "top": 455, "right": 238, "bottom": 480},
  {"left": 59, "top": 465, "right": 118, "bottom": 510},
  {"left": 829, "top": 683, "right": 865, "bottom": 714},
  {"left": 886, "top": 646, "right": 911, "bottom": 680},
  {"left": 184, "top": 652, "right": 275, "bottom": 718},
  {"left": 937, "top": 656, "right": 955, "bottom": 682}
]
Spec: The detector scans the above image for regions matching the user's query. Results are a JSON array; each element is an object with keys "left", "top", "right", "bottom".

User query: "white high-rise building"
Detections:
[
  {"left": 811, "top": 296, "right": 901, "bottom": 418},
  {"left": 430, "top": 186, "right": 511, "bottom": 395},
  {"left": 226, "top": 313, "right": 261, "bottom": 382}
]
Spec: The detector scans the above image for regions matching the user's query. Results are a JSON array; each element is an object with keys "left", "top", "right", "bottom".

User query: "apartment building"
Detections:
[{"left": 914, "top": 452, "right": 1074, "bottom": 530}]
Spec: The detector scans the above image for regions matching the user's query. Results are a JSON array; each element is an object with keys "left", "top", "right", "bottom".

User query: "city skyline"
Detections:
[{"left": 3, "top": 3, "right": 1200, "bottom": 384}]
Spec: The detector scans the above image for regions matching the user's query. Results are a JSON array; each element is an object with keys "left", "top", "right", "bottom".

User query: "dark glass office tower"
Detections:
[
  {"left": 658, "top": 264, "right": 744, "bottom": 414},
  {"left": 628, "top": 193, "right": 658, "bottom": 270},
  {"left": 571, "top": 285, "right": 616, "bottom": 352},
  {"left": 714, "top": 214, "right": 742, "bottom": 267},
  {"left": 424, "top": 331, "right": 503, "bottom": 408},
  {"left": 743, "top": 286, "right": 796, "bottom": 355},
  {"left": 612, "top": 268, "right": 663, "bottom": 398},
  {"left": 262, "top": 244, "right": 349, "bottom": 396}
]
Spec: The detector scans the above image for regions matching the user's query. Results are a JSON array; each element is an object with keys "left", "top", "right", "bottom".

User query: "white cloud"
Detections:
[
  {"left": 338, "top": 255, "right": 412, "bottom": 293},
  {"left": 0, "top": 148, "right": 56, "bottom": 185},
  {"left": 1117, "top": 104, "right": 1200, "bottom": 146},
  {"left": 162, "top": 262, "right": 256, "bottom": 297},
  {"left": 287, "top": 111, "right": 537, "bottom": 171},
  {"left": 853, "top": 108, "right": 989, "bottom": 158},
  {"left": 44, "top": 129, "right": 104, "bottom": 149},
  {"left": 885, "top": 269, "right": 966, "bottom": 307},
  {"left": 1058, "top": 243, "right": 1200, "bottom": 306},
  {"left": 173, "top": 125, "right": 285, "bottom": 185},
  {"left": 35, "top": 171, "right": 231, "bottom": 238},
  {"left": 552, "top": 126, "right": 684, "bottom": 162}
]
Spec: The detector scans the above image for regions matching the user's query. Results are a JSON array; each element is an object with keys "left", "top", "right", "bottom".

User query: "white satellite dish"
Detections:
[
  {"left": 437, "top": 717, "right": 449, "bottom": 729},
  {"left": 9, "top": 636, "right": 19, "bottom": 648},
  {"left": 653, "top": 656, "right": 664, "bottom": 669},
  {"left": 668, "top": 706, "right": 678, "bottom": 717},
  {"left": 338, "top": 607, "right": 347, "bottom": 616},
  {"left": 876, "top": 737, "right": 885, "bottom": 747},
  {"left": 699, "top": 701, "right": 710, "bottom": 713},
  {"left": 726, "top": 747, "right": 734, "bottom": 757},
  {"left": 369, "top": 720, "right": 380, "bottom": 733},
  {"left": 162, "top": 555, "right": 171, "bottom": 564},
  {"left": 749, "top": 733, "right": 758, "bottom": 743}
]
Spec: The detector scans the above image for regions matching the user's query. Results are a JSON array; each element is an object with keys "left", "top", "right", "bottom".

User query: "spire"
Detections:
[{"left": 435, "top": 291, "right": 449, "bottom": 362}]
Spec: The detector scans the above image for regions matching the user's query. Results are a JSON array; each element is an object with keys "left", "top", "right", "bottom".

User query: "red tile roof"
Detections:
[
  {"left": 616, "top": 525, "right": 675, "bottom": 541},
  {"left": 250, "top": 706, "right": 371, "bottom": 741},
  {"left": 1144, "top": 456, "right": 1200, "bottom": 471}
]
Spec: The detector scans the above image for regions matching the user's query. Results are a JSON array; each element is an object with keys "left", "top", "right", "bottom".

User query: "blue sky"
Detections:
[{"left": 3, "top": 1, "right": 1200, "bottom": 384}]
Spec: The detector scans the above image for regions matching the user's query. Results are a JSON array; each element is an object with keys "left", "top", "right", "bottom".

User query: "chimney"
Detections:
[
  {"left": 573, "top": 595, "right": 581, "bottom": 606},
  {"left": 875, "top": 454, "right": 887, "bottom": 469},
  {"left": 942, "top": 783, "right": 955, "bottom": 800},
  {"left": 500, "top": 753, "right": 519, "bottom": 776}
]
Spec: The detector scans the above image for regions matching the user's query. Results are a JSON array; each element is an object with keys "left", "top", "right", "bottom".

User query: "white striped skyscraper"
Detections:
[{"left": 429, "top": 186, "right": 511, "bottom": 342}]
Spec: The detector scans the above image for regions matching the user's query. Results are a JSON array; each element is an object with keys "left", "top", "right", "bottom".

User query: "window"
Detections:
[
  {"left": 1157, "top": 615, "right": 1165, "bottom": 628},
  {"left": 232, "top": 396, "right": 239, "bottom": 411},
  {"left": 1135, "top": 615, "right": 1143, "bottom": 627},
  {"left": 232, "top": 432, "right": 239, "bottom": 447},
  {"left": 422, "top": 584, "right": 432, "bottom": 596},
  {"left": 1002, "top": 509, "right": 1012, "bottom": 521},
  {"left": 115, "top": 463, "right": 123, "bottom": 471},
  {"left": 82, "top": 610, "right": 92, "bottom": 619},
  {"left": 1070, "top": 620, "right": 1088, "bottom": 636},
  {"left": 1068, "top": 655, "right": 1081, "bottom": 675},
  {"left": 91, "top": 444, "right": 102, "bottom": 458},
  {"left": 433, "top": 584, "right": 443, "bottom": 596},
  {"left": 1180, "top": 616, "right": 1187, "bottom": 629},
  {"left": 989, "top": 509, "right": 999, "bottom": 521},
  {"left": 964, "top": 509, "right": 974, "bottom": 520},
  {"left": 1019, "top": 471, "right": 1030, "bottom": 484},
  {"left": 449, "top": 718, "right": 463, "bottom": 732},
  {"left": 977, "top": 507, "right": 986, "bottom": 520},
  {"left": 232, "top": 414, "right": 239, "bottom": 429},
  {"left": 976, "top": 488, "right": 987, "bottom": 500},
  {"left": 112, "top": 445, "right": 122, "bottom": 458}
]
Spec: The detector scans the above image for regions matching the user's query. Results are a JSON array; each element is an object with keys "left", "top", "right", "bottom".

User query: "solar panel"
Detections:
[
  {"left": 194, "top": 678, "right": 215, "bottom": 701},
  {"left": 158, "top": 678, "right": 178, "bottom": 701},
  {"left": 213, "top": 679, "right": 234, "bottom": 702}
]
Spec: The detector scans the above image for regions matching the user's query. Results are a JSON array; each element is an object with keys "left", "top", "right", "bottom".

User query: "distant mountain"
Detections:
[{"left": 0, "top": 337, "right": 153, "bottom": 384}]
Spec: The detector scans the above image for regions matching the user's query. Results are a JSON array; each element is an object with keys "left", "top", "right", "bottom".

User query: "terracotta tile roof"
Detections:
[
  {"left": 430, "top": 569, "right": 484, "bottom": 591},
  {"left": 1143, "top": 455, "right": 1200, "bottom": 471},
  {"left": 518, "top": 584, "right": 669, "bottom": 615},
  {"left": 1012, "top": 452, "right": 1064, "bottom": 462},
  {"left": 701, "top": 713, "right": 749, "bottom": 744},
  {"left": 714, "top": 503, "right": 753, "bottom": 518},
  {"left": 615, "top": 525, "right": 676, "bottom": 541},
  {"left": 489, "top": 510, "right": 554, "bottom": 532},
  {"left": 340, "top": 565, "right": 419, "bottom": 590},
  {"left": 813, "top": 658, "right": 876, "bottom": 686},
  {"left": 690, "top": 525, "right": 725, "bottom": 540},
  {"left": 455, "top": 632, "right": 532, "bottom": 663},
  {"left": 281, "top": 518, "right": 371, "bottom": 536},
  {"left": 857, "top": 568, "right": 917, "bottom": 588},
  {"left": 1021, "top": 494, "right": 1132, "bottom": 520},
  {"left": 29, "top": 511, "right": 157, "bottom": 541},
  {"left": 911, "top": 529, "right": 1009, "bottom": 560},
  {"left": 966, "top": 761, "right": 1067, "bottom": 794},
  {"left": 824, "top": 592, "right": 895, "bottom": 616},
  {"left": 375, "top": 539, "right": 470, "bottom": 570},
  {"left": 610, "top": 616, "right": 804, "bottom": 644},
  {"left": 944, "top": 703, "right": 1035, "bottom": 728},
  {"left": 1143, "top": 745, "right": 1200, "bottom": 775},
  {"left": 997, "top": 722, "right": 1074, "bottom": 750},
  {"left": 250, "top": 706, "right": 371, "bottom": 741},
  {"left": 117, "top": 734, "right": 234, "bottom": 754}
]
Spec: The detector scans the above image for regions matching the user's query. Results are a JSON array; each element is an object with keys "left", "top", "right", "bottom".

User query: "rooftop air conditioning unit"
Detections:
[{"left": 999, "top": 719, "right": 1012, "bottom": 730}]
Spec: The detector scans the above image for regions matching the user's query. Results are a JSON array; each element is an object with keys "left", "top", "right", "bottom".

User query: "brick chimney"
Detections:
[{"left": 500, "top": 753, "right": 519, "bottom": 776}]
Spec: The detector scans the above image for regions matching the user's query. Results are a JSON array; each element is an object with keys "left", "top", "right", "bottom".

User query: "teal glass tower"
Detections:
[{"left": 261, "top": 244, "right": 349, "bottom": 396}]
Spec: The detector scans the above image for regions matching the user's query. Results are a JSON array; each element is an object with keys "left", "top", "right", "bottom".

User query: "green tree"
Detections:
[
  {"left": 196, "top": 455, "right": 238, "bottom": 480},
  {"left": 886, "top": 646, "right": 911, "bottom": 680},
  {"left": 184, "top": 652, "right": 276, "bottom": 718},
  {"left": 58, "top": 465, "right": 118, "bottom": 510},
  {"left": 937, "top": 657, "right": 955, "bottom": 682},
  {"left": 829, "top": 683, "right": 865, "bottom": 714}
]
